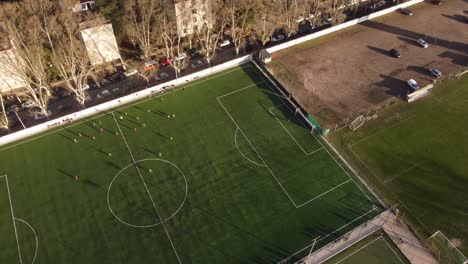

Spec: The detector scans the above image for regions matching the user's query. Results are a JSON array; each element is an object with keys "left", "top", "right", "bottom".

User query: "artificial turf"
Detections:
[
  {"left": 0, "top": 64, "right": 380, "bottom": 264},
  {"left": 323, "top": 230, "right": 410, "bottom": 264},
  {"left": 329, "top": 74, "right": 468, "bottom": 257}
]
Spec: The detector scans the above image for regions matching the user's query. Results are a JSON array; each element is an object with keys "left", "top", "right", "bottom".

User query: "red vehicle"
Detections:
[{"left": 160, "top": 58, "right": 173, "bottom": 67}]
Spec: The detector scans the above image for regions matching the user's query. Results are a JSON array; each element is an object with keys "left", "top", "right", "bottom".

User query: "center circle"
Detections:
[{"left": 107, "top": 159, "right": 188, "bottom": 228}]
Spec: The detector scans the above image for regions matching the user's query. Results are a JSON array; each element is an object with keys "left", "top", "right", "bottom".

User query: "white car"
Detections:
[
  {"left": 407, "top": 79, "right": 420, "bottom": 90},
  {"left": 219, "top": 40, "right": 231, "bottom": 48},
  {"left": 21, "top": 100, "right": 36, "bottom": 109},
  {"left": 175, "top": 52, "right": 187, "bottom": 61},
  {"left": 34, "top": 110, "right": 52, "bottom": 120},
  {"left": 429, "top": 68, "right": 442, "bottom": 78},
  {"left": 416, "top": 38, "right": 428, "bottom": 48},
  {"left": 271, "top": 34, "right": 285, "bottom": 42},
  {"left": 97, "top": 89, "right": 110, "bottom": 98},
  {"left": 155, "top": 72, "right": 169, "bottom": 81},
  {"left": 123, "top": 69, "right": 138, "bottom": 77}
]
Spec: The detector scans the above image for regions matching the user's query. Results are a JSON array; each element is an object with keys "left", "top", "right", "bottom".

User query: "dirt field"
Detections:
[{"left": 268, "top": 0, "right": 468, "bottom": 128}]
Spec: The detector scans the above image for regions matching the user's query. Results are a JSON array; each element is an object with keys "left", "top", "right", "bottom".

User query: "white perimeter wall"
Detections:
[
  {"left": 266, "top": 0, "right": 424, "bottom": 53},
  {"left": 0, "top": 0, "right": 425, "bottom": 146},
  {"left": 0, "top": 55, "right": 252, "bottom": 146}
]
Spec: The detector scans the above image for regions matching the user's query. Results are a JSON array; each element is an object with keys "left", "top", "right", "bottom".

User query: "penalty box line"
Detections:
[
  {"left": 112, "top": 114, "right": 183, "bottom": 264},
  {"left": 249, "top": 65, "right": 378, "bottom": 207},
  {"left": 268, "top": 104, "right": 323, "bottom": 156},
  {"left": 1, "top": 175, "right": 23, "bottom": 264},
  {"left": 218, "top": 83, "right": 356, "bottom": 209}
]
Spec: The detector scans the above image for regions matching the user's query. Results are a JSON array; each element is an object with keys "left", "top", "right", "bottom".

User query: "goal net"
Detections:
[
  {"left": 427, "top": 231, "right": 468, "bottom": 264},
  {"left": 349, "top": 115, "right": 366, "bottom": 131}
]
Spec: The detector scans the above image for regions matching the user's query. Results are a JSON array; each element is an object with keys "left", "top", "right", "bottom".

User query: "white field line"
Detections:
[
  {"left": 250, "top": 64, "right": 377, "bottom": 206},
  {"left": 216, "top": 97, "right": 299, "bottom": 208},
  {"left": 296, "top": 179, "right": 352, "bottom": 208},
  {"left": 1, "top": 175, "right": 23, "bottom": 264},
  {"left": 112, "top": 114, "right": 182, "bottom": 264},
  {"left": 382, "top": 237, "right": 407, "bottom": 264},
  {"left": 333, "top": 236, "right": 384, "bottom": 264},
  {"left": 433, "top": 230, "right": 468, "bottom": 261},
  {"left": 280, "top": 207, "right": 378, "bottom": 264},
  {"left": 14, "top": 218, "right": 38, "bottom": 264},
  {"left": 348, "top": 147, "right": 430, "bottom": 232},
  {"left": 384, "top": 162, "right": 424, "bottom": 184},
  {"left": 349, "top": 115, "right": 415, "bottom": 149},
  {"left": 218, "top": 83, "right": 356, "bottom": 209},
  {"left": 234, "top": 128, "right": 265, "bottom": 167},
  {"left": 0, "top": 65, "right": 252, "bottom": 153},
  {"left": 268, "top": 104, "right": 323, "bottom": 156}
]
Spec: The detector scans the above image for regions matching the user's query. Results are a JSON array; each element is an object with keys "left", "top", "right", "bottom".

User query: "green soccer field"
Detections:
[
  {"left": 323, "top": 230, "right": 410, "bottom": 264},
  {"left": 330, "top": 75, "right": 468, "bottom": 257},
  {"left": 0, "top": 64, "right": 380, "bottom": 264}
]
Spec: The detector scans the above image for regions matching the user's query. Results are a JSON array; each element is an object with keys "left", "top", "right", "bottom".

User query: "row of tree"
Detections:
[
  {"left": 122, "top": 0, "right": 357, "bottom": 68},
  {"left": 0, "top": 0, "right": 374, "bottom": 129}
]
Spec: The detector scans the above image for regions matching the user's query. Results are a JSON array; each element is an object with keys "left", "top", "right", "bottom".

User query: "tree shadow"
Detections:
[
  {"left": 438, "top": 51, "right": 468, "bottom": 67},
  {"left": 361, "top": 20, "right": 468, "bottom": 54},
  {"left": 441, "top": 14, "right": 468, "bottom": 24},
  {"left": 374, "top": 74, "right": 409, "bottom": 97},
  {"left": 367, "top": 45, "right": 390, "bottom": 56},
  {"left": 406, "top": 65, "right": 430, "bottom": 76},
  {"left": 396, "top": 36, "right": 419, "bottom": 47}
]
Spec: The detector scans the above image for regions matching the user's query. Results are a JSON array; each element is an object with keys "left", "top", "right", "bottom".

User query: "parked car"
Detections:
[
  {"left": 55, "top": 87, "right": 73, "bottom": 97},
  {"left": 97, "top": 89, "right": 110, "bottom": 98},
  {"left": 143, "top": 60, "right": 158, "bottom": 72},
  {"left": 7, "top": 105, "right": 20, "bottom": 115},
  {"left": 109, "top": 72, "right": 124, "bottom": 82},
  {"left": 160, "top": 58, "right": 173, "bottom": 67},
  {"left": 175, "top": 52, "right": 187, "bottom": 61},
  {"left": 431, "top": 0, "right": 441, "bottom": 5},
  {"left": 271, "top": 34, "right": 285, "bottom": 42},
  {"left": 399, "top": 8, "right": 413, "bottom": 16},
  {"left": 123, "top": 69, "right": 138, "bottom": 77},
  {"left": 189, "top": 48, "right": 202, "bottom": 57},
  {"left": 21, "top": 100, "right": 36, "bottom": 109},
  {"left": 416, "top": 38, "right": 429, "bottom": 48},
  {"left": 34, "top": 110, "right": 52, "bottom": 120},
  {"left": 155, "top": 72, "right": 169, "bottom": 81},
  {"left": 322, "top": 17, "right": 332, "bottom": 26},
  {"left": 407, "top": 79, "right": 420, "bottom": 90},
  {"left": 389, "top": 48, "right": 401, "bottom": 58},
  {"left": 219, "top": 40, "right": 231, "bottom": 47},
  {"left": 82, "top": 84, "right": 91, "bottom": 91},
  {"left": 429, "top": 68, "right": 442, "bottom": 78},
  {"left": 191, "top": 60, "right": 204, "bottom": 69}
]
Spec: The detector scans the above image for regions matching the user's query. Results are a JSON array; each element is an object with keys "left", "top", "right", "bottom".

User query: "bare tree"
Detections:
[
  {"left": 123, "top": 0, "right": 161, "bottom": 58},
  {"left": 159, "top": 1, "right": 186, "bottom": 78},
  {"left": 0, "top": 94, "right": 8, "bottom": 129},
  {"left": 326, "top": 0, "right": 347, "bottom": 25},
  {"left": 0, "top": 2, "right": 52, "bottom": 115},
  {"left": 302, "top": 0, "right": 324, "bottom": 28},
  {"left": 252, "top": 0, "right": 279, "bottom": 46},
  {"left": 225, "top": 0, "right": 253, "bottom": 55},
  {"left": 279, "top": 0, "right": 301, "bottom": 37},
  {"left": 194, "top": 0, "right": 228, "bottom": 65},
  {"left": 49, "top": 0, "right": 97, "bottom": 106}
]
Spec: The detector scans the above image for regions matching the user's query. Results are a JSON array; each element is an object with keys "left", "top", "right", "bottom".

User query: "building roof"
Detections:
[{"left": 80, "top": 23, "right": 121, "bottom": 66}]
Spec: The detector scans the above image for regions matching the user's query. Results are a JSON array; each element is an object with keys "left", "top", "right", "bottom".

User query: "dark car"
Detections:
[
  {"left": 109, "top": 72, "right": 124, "bottom": 82},
  {"left": 431, "top": 0, "right": 441, "bottom": 5},
  {"left": 399, "top": 8, "right": 413, "bottom": 16},
  {"left": 389, "top": 48, "right": 401, "bottom": 58},
  {"left": 55, "top": 87, "right": 73, "bottom": 98}
]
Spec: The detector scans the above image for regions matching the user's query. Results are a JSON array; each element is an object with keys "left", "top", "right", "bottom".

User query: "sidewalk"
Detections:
[{"left": 304, "top": 209, "right": 437, "bottom": 264}]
